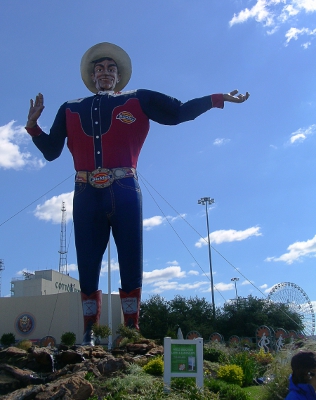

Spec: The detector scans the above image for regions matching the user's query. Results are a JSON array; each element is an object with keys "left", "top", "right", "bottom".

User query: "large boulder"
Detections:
[
  {"left": 97, "top": 355, "right": 129, "bottom": 375},
  {"left": 0, "top": 371, "right": 93, "bottom": 400}
]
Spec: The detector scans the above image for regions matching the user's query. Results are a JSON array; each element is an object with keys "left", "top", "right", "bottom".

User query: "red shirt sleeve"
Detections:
[
  {"left": 25, "top": 125, "right": 42, "bottom": 137},
  {"left": 211, "top": 94, "right": 224, "bottom": 109}
]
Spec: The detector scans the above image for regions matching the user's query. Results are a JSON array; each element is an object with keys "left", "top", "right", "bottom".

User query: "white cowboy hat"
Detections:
[{"left": 80, "top": 42, "right": 132, "bottom": 93}]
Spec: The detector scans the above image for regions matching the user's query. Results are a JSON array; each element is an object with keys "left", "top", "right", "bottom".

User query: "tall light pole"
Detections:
[
  {"left": 198, "top": 197, "right": 215, "bottom": 318},
  {"left": 231, "top": 277, "right": 239, "bottom": 302}
]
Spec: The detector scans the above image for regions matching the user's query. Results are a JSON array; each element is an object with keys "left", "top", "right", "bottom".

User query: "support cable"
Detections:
[
  {"left": 139, "top": 173, "right": 227, "bottom": 302},
  {"left": 0, "top": 173, "right": 74, "bottom": 228},
  {"left": 138, "top": 172, "right": 304, "bottom": 330}
]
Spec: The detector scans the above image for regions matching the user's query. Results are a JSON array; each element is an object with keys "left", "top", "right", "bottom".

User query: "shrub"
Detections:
[
  {"left": 117, "top": 324, "right": 142, "bottom": 342},
  {"left": 84, "top": 371, "right": 95, "bottom": 382},
  {"left": 253, "top": 347, "right": 274, "bottom": 365},
  {"left": 0, "top": 333, "right": 15, "bottom": 347},
  {"left": 91, "top": 323, "right": 111, "bottom": 338},
  {"left": 60, "top": 331, "right": 76, "bottom": 346},
  {"left": 230, "top": 351, "right": 258, "bottom": 386},
  {"left": 95, "top": 363, "right": 156, "bottom": 398},
  {"left": 118, "top": 336, "right": 132, "bottom": 348},
  {"left": 170, "top": 377, "right": 219, "bottom": 399},
  {"left": 205, "top": 378, "right": 250, "bottom": 400},
  {"left": 17, "top": 340, "right": 33, "bottom": 351},
  {"left": 204, "top": 343, "right": 229, "bottom": 363},
  {"left": 252, "top": 348, "right": 274, "bottom": 376},
  {"left": 217, "top": 364, "right": 244, "bottom": 387},
  {"left": 143, "top": 356, "right": 164, "bottom": 376},
  {"left": 171, "top": 377, "right": 196, "bottom": 391}
]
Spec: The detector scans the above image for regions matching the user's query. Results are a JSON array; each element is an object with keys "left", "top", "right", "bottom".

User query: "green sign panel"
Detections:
[{"left": 171, "top": 343, "right": 197, "bottom": 373}]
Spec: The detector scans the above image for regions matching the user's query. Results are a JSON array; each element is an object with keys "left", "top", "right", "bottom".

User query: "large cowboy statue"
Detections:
[{"left": 25, "top": 42, "right": 250, "bottom": 346}]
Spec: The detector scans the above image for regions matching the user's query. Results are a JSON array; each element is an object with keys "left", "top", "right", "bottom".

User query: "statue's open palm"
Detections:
[{"left": 27, "top": 93, "right": 45, "bottom": 127}]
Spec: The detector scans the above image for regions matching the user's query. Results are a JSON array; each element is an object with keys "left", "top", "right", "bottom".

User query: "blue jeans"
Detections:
[{"left": 73, "top": 177, "right": 143, "bottom": 296}]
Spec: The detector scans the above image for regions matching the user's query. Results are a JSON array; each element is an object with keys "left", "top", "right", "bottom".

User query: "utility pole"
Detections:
[
  {"left": 0, "top": 259, "right": 4, "bottom": 297},
  {"left": 58, "top": 202, "right": 68, "bottom": 274},
  {"left": 198, "top": 197, "right": 215, "bottom": 318}
]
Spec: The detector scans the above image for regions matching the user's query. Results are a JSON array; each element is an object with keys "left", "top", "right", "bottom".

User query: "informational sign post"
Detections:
[{"left": 163, "top": 337, "right": 203, "bottom": 391}]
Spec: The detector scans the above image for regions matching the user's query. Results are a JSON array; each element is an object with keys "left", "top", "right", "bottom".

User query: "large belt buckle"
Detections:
[{"left": 88, "top": 169, "right": 113, "bottom": 188}]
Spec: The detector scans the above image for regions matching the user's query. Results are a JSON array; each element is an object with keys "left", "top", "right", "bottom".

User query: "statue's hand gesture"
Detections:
[
  {"left": 223, "top": 90, "right": 250, "bottom": 103},
  {"left": 26, "top": 93, "right": 45, "bottom": 128}
]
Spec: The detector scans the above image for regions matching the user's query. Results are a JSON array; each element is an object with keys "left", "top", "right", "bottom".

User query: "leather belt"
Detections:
[{"left": 75, "top": 167, "right": 137, "bottom": 188}]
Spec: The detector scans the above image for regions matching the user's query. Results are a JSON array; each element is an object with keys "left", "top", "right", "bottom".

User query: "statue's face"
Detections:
[{"left": 91, "top": 58, "right": 121, "bottom": 92}]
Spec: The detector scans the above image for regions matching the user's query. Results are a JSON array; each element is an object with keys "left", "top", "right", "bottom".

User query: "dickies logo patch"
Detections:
[{"left": 116, "top": 111, "right": 136, "bottom": 124}]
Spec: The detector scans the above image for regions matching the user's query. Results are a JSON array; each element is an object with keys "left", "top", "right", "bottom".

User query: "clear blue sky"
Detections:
[{"left": 0, "top": 1, "right": 316, "bottom": 328}]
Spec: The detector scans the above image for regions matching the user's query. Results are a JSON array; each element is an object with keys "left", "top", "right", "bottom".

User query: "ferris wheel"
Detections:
[{"left": 267, "top": 282, "right": 315, "bottom": 336}]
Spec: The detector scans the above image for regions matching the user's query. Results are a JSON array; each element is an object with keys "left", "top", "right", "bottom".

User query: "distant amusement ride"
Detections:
[{"left": 268, "top": 282, "right": 315, "bottom": 337}]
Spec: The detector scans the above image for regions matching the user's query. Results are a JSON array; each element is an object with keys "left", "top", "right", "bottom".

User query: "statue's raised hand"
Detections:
[{"left": 26, "top": 93, "right": 45, "bottom": 128}]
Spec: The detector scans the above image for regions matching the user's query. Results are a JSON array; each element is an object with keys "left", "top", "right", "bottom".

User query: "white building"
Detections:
[
  {"left": 0, "top": 269, "right": 122, "bottom": 346},
  {"left": 10, "top": 269, "right": 81, "bottom": 297}
]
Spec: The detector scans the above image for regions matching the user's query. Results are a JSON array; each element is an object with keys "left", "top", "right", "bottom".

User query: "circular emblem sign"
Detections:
[
  {"left": 40, "top": 335, "right": 56, "bottom": 348},
  {"left": 15, "top": 313, "right": 36, "bottom": 335}
]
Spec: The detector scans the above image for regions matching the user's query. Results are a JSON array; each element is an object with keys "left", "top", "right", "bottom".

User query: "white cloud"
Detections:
[
  {"left": 311, "top": 301, "right": 316, "bottom": 311},
  {"left": 143, "top": 215, "right": 164, "bottom": 230},
  {"left": 142, "top": 263, "right": 213, "bottom": 294},
  {"left": 67, "top": 264, "right": 78, "bottom": 272},
  {"left": 285, "top": 27, "right": 316, "bottom": 45},
  {"left": 230, "top": 0, "right": 316, "bottom": 45},
  {"left": 264, "top": 284, "right": 278, "bottom": 294},
  {"left": 168, "top": 214, "right": 186, "bottom": 223},
  {"left": 143, "top": 265, "right": 186, "bottom": 284},
  {"left": 302, "top": 41, "right": 312, "bottom": 47},
  {"left": 230, "top": 0, "right": 316, "bottom": 26},
  {"left": 34, "top": 192, "right": 74, "bottom": 224},
  {"left": 279, "top": 3, "right": 301, "bottom": 23},
  {"left": 151, "top": 280, "right": 209, "bottom": 294},
  {"left": 143, "top": 214, "right": 186, "bottom": 230},
  {"left": 241, "top": 280, "right": 254, "bottom": 285},
  {"left": 260, "top": 283, "right": 268, "bottom": 289},
  {"left": 265, "top": 234, "right": 316, "bottom": 264},
  {"left": 0, "top": 121, "right": 45, "bottom": 170},
  {"left": 66, "top": 263, "right": 78, "bottom": 272},
  {"left": 213, "top": 138, "right": 231, "bottom": 146},
  {"left": 288, "top": 124, "right": 316, "bottom": 144},
  {"left": 293, "top": 0, "right": 316, "bottom": 12},
  {"left": 267, "top": 25, "right": 280, "bottom": 34},
  {"left": 101, "top": 259, "right": 120, "bottom": 275},
  {"left": 16, "top": 268, "right": 35, "bottom": 276},
  {"left": 195, "top": 226, "right": 262, "bottom": 248},
  {"left": 229, "top": 0, "right": 275, "bottom": 27},
  {"left": 212, "top": 282, "right": 234, "bottom": 292},
  {"left": 167, "top": 260, "right": 180, "bottom": 266}
]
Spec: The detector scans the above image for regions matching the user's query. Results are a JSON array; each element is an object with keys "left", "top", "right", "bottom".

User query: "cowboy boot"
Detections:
[
  {"left": 81, "top": 290, "right": 102, "bottom": 346},
  {"left": 119, "top": 287, "right": 141, "bottom": 330}
]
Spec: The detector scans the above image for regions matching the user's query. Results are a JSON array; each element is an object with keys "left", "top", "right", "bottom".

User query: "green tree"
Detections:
[
  {"left": 140, "top": 294, "right": 215, "bottom": 341},
  {"left": 168, "top": 295, "right": 215, "bottom": 338},
  {"left": 215, "top": 295, "right": 304, "bottom": 339},
  {"left": 140, "top": 294, "right": 304, "bottom": 342},
  {"left": 139, "top": 295, "right": 170, "bottom": 340}
]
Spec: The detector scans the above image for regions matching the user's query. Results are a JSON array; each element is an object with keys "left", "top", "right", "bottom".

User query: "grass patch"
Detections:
[{"left": 242, "top": 385, "right": 265, "bottom": 400}]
